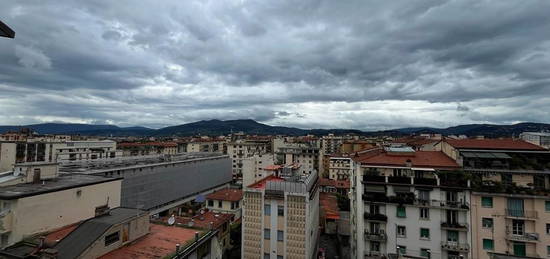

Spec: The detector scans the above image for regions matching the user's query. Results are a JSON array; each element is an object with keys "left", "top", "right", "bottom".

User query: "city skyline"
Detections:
[{"left": 1, "top": 1, "right": 550, "bottom": 131}]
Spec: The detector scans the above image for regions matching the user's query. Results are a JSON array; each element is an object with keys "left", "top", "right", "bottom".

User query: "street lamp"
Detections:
[{"left": 0, "top": 20, "right": 15, "bottom": 38}]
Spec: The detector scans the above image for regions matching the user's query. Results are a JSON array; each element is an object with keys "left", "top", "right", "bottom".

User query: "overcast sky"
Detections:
[{"left": 1, "top": 0, "right": 549, "bottom": 130}]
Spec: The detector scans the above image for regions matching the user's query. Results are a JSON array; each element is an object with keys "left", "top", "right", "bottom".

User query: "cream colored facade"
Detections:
[
  {"left": 471, "top": 175, "right": 550, "bottom": 259},
  {"left": 186, "top": 141, "right": 225, "bottom": 153},
  {"left": 328, "top": 156, "right": 353, "bottom": 181},
  {"left": 79, "top": 212, "right": 149, "bottom": 259},
  {"left": 227, "top": 140, "right": 270, "bottom": 176},
  {"left": 207, "top": 199, "right": 242, "bottom": 221},
  {"left": 242, "top": 154, "right": 275, "bottom": 187},
  {"left": 242, "top": 172, "right": 319, "bottom": 259},
  {"left": 0, "top": 178, "right": 122, "bottom": 248}
]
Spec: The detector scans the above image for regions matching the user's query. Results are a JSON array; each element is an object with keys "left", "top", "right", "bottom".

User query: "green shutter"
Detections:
[
  {"left": 397, "top": 206, "right": 406, "bottom": 218},
  {"left": 513, "top": 242, "right": 526, "bottom": 256},
  {"left": 420, "top": 228, "right": 430, "bottom": 238},
  {"left": 483, "top": 239, "right": 494, "bottom": 250},
  {"left": 482, "top": 197, "right": 493, "bottom": 207},
  {"left": 545, "top": 201, "right": 550, "bottom": 212}
]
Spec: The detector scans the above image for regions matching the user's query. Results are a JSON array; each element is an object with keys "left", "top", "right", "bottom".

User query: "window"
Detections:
[
  {"left": 264, "top": 204, "right": 271, "bottom": 215},
  {"left": 278, "top": 205, "right": 284, "bottom": 216},
  {"left": 512, "top": 220, "right": 525, "bottom": 235},
  {"left": 546, "top": 224, "right": 550, "bottom": 235},
  {"left": 277, "top": 230, "right": 284, "bottom": 241},
  {"left": 208, "top": 200, "right": 213, "bottom": 207},
  {"left": 420, "top": 248, "right": 431, "bottom": 258},
  {"left": 547, "top": 246, "right": 550, "bottom": 257},
  {"left": 370, "top": 204, "right": 380, "bottom": 214},
  {"left": 418, "top": 190, "right": 430, "bottom": 201},
  {"left": 397, "top": 225, "right": 406, "bottom": 237},
  {"left": 420, "top": 228, "right": 430, "bottom": 239},
  {"left": 482, "top": 196, "right": 493, "bottom": 207},
  {"left": 277, "top": 256, "right": 283, "bottom": 259},
  {"left": 104, "top": 231, "right": 120, "bottom": 246},
  {"left": 264, "top": 229, "right": 270, "bottom": 240},
  {"left": 546, "top": 201, "right": 550, "bottom": 212},
  {"left": 264, "top": 253, "right": 270, "bottom": 259},
  {"left": 482, "top": 218, "right": 493, "bottom": 228},
  {"left": 483, "top": 239, "right": 494, "bottom": 250},
  {"left": 371, "top": 241, "right": 380, "bottom": 252},
  {"left": 420, "top": 208, "right": 429, "bottom": 220},
  {"left": 397, "top": 245, "right": 406, "bottom": 255},
  {"left": 447, "top": 230, "right": 458, "bottom": 242},
  {"left": 218, "top": 201, "right": 222, "bottom": 208},
  {"left": 396, "top": 206, "right": 406, "bottom": 218}
]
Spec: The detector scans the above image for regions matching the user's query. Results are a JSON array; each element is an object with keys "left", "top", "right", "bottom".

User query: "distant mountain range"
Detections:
[{"left": 0, "top": 120, "right": 549, "bottom": 137}]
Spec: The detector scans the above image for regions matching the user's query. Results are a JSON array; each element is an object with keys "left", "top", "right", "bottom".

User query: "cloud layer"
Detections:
[{"left": 1, "top": 0, "right": 549, "bottom": 130}]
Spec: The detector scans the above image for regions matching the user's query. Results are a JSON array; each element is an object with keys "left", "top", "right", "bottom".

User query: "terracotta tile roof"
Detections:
[
  {"left": 320, "top": 193, "right": 340, "bottom": 220},
  {"left": 100, "top": 224, "right": 200, "bottom": 259},
  {"left": 247, "top": 175, "right": 284, "bottom": 189},
  {"left": 174, "top": 210, "right": 233, "bottom": 230},
  {"left": 44, "top": 224, "right": 79, "bottom": 244},
  {"left": 263, "top": 165, "right": 282, "bottom": 171},
  {"left": 319, "top": 178, "right": 350, "bottom": 189},
  {"left": 444, "top": 138, "right": 546, "bottom": 151},
  {"left": 359, "top": 151, "right": 460, "bottom": 169},
  {"left": 206, "top": 188, "right": 243, "bottom": 202},
  {"left": 351, "top": 148, "right": 384, "bottom": 162}
]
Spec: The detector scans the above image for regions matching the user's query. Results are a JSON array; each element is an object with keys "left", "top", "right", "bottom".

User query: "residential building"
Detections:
[
  {"left": 340, "top": 140, "right": 375, "bottom": 154},
  {"left": 206, "top": 188, "right": 243, "bottom": 221},
  {"left": 242, "top": 170, "right": 319, "bottom": 259},
  {"left": 186, "top": 139, "right": 226, "bottom": 153},
  {"left": 319, "top": 178, "right": 350, "bottom": 196},
  {"left": 274, "top": 137, "right": 320, "bottom": 175},
  {"left": 437, "top": 138, "right": 550, "bottom": 259},
  {"left": 241, "top": 153, "right": 276, "bottom": 186},
  {"left": 227, "top": 139, "right": 271, "bottom": 177},
  {"left": 174, "top": 210, "right": 233, "bottom": 253},
  {"left": 0, "top": 162, "right": 122, "bottom": 248},
  {"left": 392, "top": 136, "right": 439, "bottom": 151},
  {"left": 351, "top": 146, "right": 471, "bottom": 259},
  {"left": 117, "top": 141, "right": 178, "bottom": 156},
  {"left": 520, "top": 132, "right": 550, "bottom": 149},
  {"left": 0, "top": 139, "right": 120, "bottom": 172},
  {"left": 328, "top": 155, "right": 354, "bottom": 181}
]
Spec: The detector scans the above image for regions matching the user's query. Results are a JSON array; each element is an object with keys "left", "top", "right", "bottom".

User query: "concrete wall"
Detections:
[
  {"left": 5, "top": 179, "right": 121, "bottom": 247},
  {"left": 81, "top": 213, "right": 149, "bottom": 259}
]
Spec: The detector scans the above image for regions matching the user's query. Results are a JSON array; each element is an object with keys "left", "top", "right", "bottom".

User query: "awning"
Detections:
[{"left": 461, "top": 152, "right": 512, "bottom": 159}]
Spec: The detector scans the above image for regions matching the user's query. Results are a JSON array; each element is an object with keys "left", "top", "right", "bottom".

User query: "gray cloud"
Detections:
[{"left": 0, "top": 0, "right": 549, "bottom": 130}]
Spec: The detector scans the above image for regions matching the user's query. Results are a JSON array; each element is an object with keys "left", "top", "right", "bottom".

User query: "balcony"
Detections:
[
  {"left": 506, "top": 232, "right": 539, "bottom": 243},
  {"left": 441, "top": 241, "right": 470, "bottom": 252},
  {"left": 364, "top": 212, "right": 388, "bottom": 222},
  {"left": 363, "top": 175, "right": 386, "bottom": 183},
  {"left": 440, "top": 200, "right": 470, "bottom": 210},
  {"left": 364, "top": 231, "right": 387, "bottom": 241},
  {"left": 388, "top": 176, "right": 411, "bottom": 184},
  {"left": 505, "top": 209, "right": 538, "bottom": 220},
  {"left": 387, "top": 193, "right": 415, "bottom": 205},
  {"left": 413, "top": 177, "right": 437, "bottom": 186},
  {"left": 362, "top": 194, "right": 389, "bottom": 203},
  {"left": 441, "top": 221, "right": 469, "bottom": 231}
]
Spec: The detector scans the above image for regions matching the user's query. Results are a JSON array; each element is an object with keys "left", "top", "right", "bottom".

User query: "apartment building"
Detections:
[
  {"left": 242, "top": 153, "right": 276, "bottom": 186},
  {"left": 227, "top": 139, "right": 271, "bottom": 177},
  {"left": 328, "top": 155, "right": 354, "bottom": 181},
  {"left": 242, "top": 170, "right": 319, "bottom": 259},
  {"left": 0, "top": 162, "right": 122, "bottom": 248},
  {"left": 520, "top": 132, "right": 550, "bottom": 149},
  {"left": 274, "top": 137, "right": 320, "bottom": 175},
  {"left": 186, "top": 139, "right": 226, "bottom": 153},
  {"left": 0, "top": 139, "right": 119, "bottom": 172},
  {"left": 206, "top": 188, "right": 244, "bottom": 221},
  {"left": 351, "top": 146, "right": 472, "bottom": 259},
  {"left": 117, "top": 141, "right": 177, "bottom": 156},
  {"left": 437, "top": 138, "right": 550, "bottom": 259}
]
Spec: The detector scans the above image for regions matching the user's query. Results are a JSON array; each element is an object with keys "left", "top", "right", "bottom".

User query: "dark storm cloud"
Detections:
[{"left": 0, "top": 0, "right": 550, "bottom": 129}]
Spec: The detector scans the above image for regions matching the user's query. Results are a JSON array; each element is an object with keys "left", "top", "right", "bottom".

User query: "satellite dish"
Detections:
[{"left": 167, "top": 215, "right": 176, "bottom": 226}]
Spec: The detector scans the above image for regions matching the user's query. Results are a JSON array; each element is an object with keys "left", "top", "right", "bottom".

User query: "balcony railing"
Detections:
[
  {"left": 440, "top": 200, "right": 470, "bottom": 210},
  {"left": 364, "top": 231, "right": 387, "bottom": 241},
  {"left": 441, "top": 241, "right": 470, "bottom": 252},
  {"left": 362, "top": 194, "right": 389, "bottom": 203},
  {"left": 506, "top": 232, "right": 539, "bottom": 242},
  {"left": 505, "top": 209, "right": 538, "bottom": 219},
  {"left": 388, "top": 176, "right": 412, "bottom": 184},
  {"left": 414, "top": 177, "right": 437, "bottom": 186},
  {"left": 363, "top": 175, "right": 386, "bottom": 183},
  {"left": 364, "top": 212, "right": 388, "bottom": 222},
  {"left": 441, "top": 221, "right": 469, "bottom": 231},
  {"left": 387, "top": 195, "right": 415, "bottom": 205}
]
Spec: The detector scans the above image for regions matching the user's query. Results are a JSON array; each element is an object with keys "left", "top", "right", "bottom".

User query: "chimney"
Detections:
[
  {"left": 175, "top": 244, "right": 180, "bottom": 253},
  {"left": 195, "top": 232, "right": 199, "bottom": 241}
]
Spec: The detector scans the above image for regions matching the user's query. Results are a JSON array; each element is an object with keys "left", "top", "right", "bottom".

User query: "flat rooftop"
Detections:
[
  {"left": 100, "top": 224, "right": 203, "bottom": 259},
  {"left": 0, "top": 174, "right": 121, "bottom": 200},
  {"left": 248, "top": 175, "right": 284, "bottom": 189},
  {"left": 58, "top": 152, "right": 227, "bottom": 174}
]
